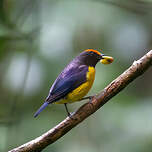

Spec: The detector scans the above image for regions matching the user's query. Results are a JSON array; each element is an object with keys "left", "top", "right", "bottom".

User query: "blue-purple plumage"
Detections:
[
  {"left": 34, "top": 62, "right": 88, "bottom": 117},
  {"left": 34, "top": 102, "right": 49, "bottom": 117},
  {"left": 46, "top": 64, "right": 88, "bottom": 103},
  {"left": 34, "top": 49, "right": 104, "bottom": 117}
]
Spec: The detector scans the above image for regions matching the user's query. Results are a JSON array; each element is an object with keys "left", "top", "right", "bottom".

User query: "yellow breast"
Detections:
[{"left": 56, "top": 66, "right": 95, "bottom": 104}]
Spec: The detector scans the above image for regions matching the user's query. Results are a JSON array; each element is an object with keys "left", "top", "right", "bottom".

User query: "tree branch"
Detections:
[{"left": 9, "top": 50, "right": 152, "bottom": 152}]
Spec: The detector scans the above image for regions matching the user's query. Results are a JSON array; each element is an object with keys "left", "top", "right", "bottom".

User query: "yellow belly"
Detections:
[{"left": 55, "top": 66, "right": 95, "bottom": 104}]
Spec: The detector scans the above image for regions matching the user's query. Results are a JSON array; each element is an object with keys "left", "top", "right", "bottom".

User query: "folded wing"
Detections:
[{"left": 46, "top": 65, "right": 88, "bottom": 103}]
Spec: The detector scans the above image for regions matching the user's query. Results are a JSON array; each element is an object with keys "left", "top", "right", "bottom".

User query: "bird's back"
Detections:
[{"left": 46, "top": 59, "right": 91, "bottom": 103}]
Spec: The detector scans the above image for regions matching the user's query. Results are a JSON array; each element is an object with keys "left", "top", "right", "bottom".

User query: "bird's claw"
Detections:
[{"left": 88, "top": 96, "right": 94, "bottom": 103}]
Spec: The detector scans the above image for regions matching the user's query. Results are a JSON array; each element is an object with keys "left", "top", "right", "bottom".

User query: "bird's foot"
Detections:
[
  {"left": 80, "top": 96, "right": 94, "bottom": 102},
  {"left": 67, "top": 112, "right": 72, "bottom": 117},
  {"left": 67, "top": 112, "right": 74, "bottom": 119},
  {"left": 64, "top": 103, "right": 74, "bottom": 118},
  {"left": 88, "top": 96, "right": 94, "bottom": 103}
]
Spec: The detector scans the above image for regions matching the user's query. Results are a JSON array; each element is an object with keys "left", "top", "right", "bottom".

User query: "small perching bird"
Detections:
[{"left": 34, "top": 49, "right": 113, "bottom": 117}]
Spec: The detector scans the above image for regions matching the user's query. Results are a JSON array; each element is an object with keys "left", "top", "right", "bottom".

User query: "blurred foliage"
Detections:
[{"left": 0, "top": 0, "right": 152, "bottom": 152}]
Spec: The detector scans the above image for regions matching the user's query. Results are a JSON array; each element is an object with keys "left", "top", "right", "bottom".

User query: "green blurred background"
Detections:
[{"left": 0, "top": 0, "right": 152, "bottom": 151}]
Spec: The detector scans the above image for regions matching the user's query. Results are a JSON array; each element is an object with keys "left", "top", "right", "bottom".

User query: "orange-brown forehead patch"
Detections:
[{"left": 85, "top": 49, "right": 101, "bottom": 55}]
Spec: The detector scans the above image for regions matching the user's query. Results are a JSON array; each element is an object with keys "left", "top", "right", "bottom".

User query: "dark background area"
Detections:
[{"left": 0, "top": 0, "right": 152, "bottom": 151}]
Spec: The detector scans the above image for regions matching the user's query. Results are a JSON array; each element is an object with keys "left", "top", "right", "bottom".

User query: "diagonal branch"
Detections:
[{"left": 9, "top": 50, "right": 152, "bottom": 152}]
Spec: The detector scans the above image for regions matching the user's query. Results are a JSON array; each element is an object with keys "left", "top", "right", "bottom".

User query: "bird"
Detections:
[{"left": 34, "top": 49, "right": 113, "bottom": 117}]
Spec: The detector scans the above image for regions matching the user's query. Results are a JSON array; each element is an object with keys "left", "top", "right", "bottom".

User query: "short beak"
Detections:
[{"left": 100, "top": 55, "right": 114, "bottom": 64}]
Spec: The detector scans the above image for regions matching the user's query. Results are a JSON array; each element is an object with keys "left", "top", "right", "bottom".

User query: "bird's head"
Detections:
[{"left": 77, "top": 49, "right": 114, "bottom": 67}]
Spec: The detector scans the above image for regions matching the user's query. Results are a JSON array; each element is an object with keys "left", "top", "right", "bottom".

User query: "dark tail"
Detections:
[{"left": 34, "top": 102, "right": 49, "bottom": 118}]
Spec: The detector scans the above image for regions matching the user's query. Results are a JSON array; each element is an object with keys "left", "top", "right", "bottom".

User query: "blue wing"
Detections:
[
  {"left": 34, "top": 64, "right": 88, "bottom": 117},
  {"left": 46, "top": 65, "right": 88, "bottom": 103}
]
